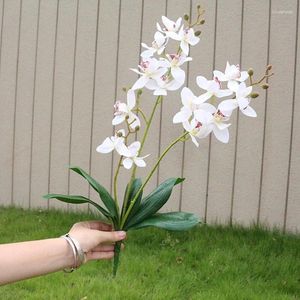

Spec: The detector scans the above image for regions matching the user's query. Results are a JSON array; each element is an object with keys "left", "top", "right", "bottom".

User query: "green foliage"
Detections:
[
  {"left": 43, "top": 194, "right": 110, "bottom": 218},
  {"left": 124, "top": 178, "right": 185, "bottom": 230},
  {"left": 128, "top": 212, "right": 200, "bottom": 231},
  {"left": 69, "top": 166, "right": 118, "bottom": 220},
  {"left": 123, "top": 178, "right": 143, "bottom": 220}
]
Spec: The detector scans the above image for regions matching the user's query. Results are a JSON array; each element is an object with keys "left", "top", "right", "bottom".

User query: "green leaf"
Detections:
[
  {"left": 69, "top": 166, "right": 118, "bottom": 218},
  {"left": 123, "top": 178, "right": 143, "bottom": 217},
  {"left": 124, "top": 178, "right": 184, "bottom": 229},
  {"left": 128, "top": 212, "right": 200, "bottom": 231},
  {"left": 43, "top": 194, "right": 111, "bottom": 219}
]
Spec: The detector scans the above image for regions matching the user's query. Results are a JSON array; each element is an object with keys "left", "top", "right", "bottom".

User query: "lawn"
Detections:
[{"left": 0, "top": 206, "right": 299, "bottom": 300}]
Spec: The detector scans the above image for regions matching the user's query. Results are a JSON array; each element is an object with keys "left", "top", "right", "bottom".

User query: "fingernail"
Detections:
[{"left": 117, "top": 231, "right": 126, "bottom": 239}]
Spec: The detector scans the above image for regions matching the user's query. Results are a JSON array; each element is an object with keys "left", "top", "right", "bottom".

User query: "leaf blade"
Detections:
[
  {"left": 128, "top": 212, "right": 200, "bottom": 231},
  {"left": 43, "top": 194, "right": 111, "bottom": 219},
  {"left": 69, "top": 166, "right": 118, "bottom": 218},
  {"left": 124, "top": 178, "right": 184, "bottom": 229}
]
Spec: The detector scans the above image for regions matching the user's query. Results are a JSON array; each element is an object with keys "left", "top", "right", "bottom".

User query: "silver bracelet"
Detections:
[
  {"left": 61, "top": 234, "right": 78, "bottom": 272},
  {"left": 67, "top": 234, "right": 86, "bottom": 266},
  {"left": 61, "top": 234, "right": 86, "bottom": 272}
]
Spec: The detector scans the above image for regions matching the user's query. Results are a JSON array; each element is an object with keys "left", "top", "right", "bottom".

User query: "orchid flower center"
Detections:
[
  {"left": 213, "top": 110, "right": 226, "bottom": 123},
  {"left": 214, "top": 76, "right": 221, "bottom": 88}
]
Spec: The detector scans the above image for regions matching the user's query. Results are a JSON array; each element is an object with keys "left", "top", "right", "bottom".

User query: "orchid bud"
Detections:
[
  {"left": 122, "top": 87, "right": 127, "bottom": 92},
  {"left": 266, "top": 64, "right": 272, "bottom": 71},
  {"left": 195, "top": 30, "right": 201, "bottom": 36},
  {"left": 125, "top": 115, "right": 130, "bottom": 120},
  {"left": 250, "top": 92, "right": 259, "bottom": 99},
  {"left": 199, "top": 19, "right": 205, "bottom": 25},
  {"left": 197, "top": 4, "right": 201, "bottom": 9},
  {"left": 116, "top": 132, "right": 123, "bottom": 137},
  {"left": 261, "top": 83, "right": 269, "bottom": 90},
  {"left": 247, "top": 68, "right": 254, "bottom": 76},
  {"left": 184, "top": 14, "right": 189, "bottom": 21},
  {"left": 135, "top": 126, "right": 140, "bottom": 131},
  {"left": 137, "top": 89, "right": 143, "bottom": 96}
]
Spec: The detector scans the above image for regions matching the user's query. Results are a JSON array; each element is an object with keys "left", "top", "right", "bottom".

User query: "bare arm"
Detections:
[{"left": 0, "top": 221, "right": 126, "bottom": 285}]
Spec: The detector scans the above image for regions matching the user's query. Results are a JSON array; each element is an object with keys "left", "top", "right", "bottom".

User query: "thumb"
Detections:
[{"left": 96, "top": 230, "right": 126, "bottom": 244}]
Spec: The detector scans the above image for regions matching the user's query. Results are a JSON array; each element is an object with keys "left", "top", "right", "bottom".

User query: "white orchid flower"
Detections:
[
  {"left": 194, "top": 104, "right": 231, "bottom": 144},
  {"left": 141, "top": 31, "right": 167, "bottom": 59},
  {"left": 122, "top": 141, "right": 150, "bottom": 169},
  {"left": 182, "top": 115, "right": 213, "bottom": 147},
  {"left": 112, "top": 89, "right": 141, "bottom": 129},
  {"left": 96, "top": 129, "right": 131, "bottom": 157},
  {"left": 213, "top": 62, "right": 249, "bottom": 87},
  {"left": 197, "top": 76, "right": 233, "bottom": 101},
  {"left": 162, "top": 54, "right": 192, "bottom": 84},
  {"left": 145, "top": 71, "right": 183, "bottom": 96},
  {"left": 167, "top": 26, "right": 200, "bottom": 55},
  {"left": 220, "top": 82, "right": 257, "bottom": 117},
  {"left": 131, "top": 58, "right": 168, "bottom": 90},
  {"left": 173, "top": 87, "right": 206, "bottom": 123},
  {"left": 156, "top": 16, "right": 182, "bottom": 36}
]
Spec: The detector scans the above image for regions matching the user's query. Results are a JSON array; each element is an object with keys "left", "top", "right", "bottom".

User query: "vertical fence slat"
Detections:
[
  {"left": 158, "top": 0, "right": 190, "bottom": 212},
  {"left": 13, "top": 0, "right": 39, "bottom": 208},
  {"left": 90, "top": 0, "right": 120, "bottom": 211},
  {"left": 284, "top": 1, "right": 300, "bottom": 233},
  {"left": 49, "top": 0, "right": 77, "bottom": 210},
  {"left": 206, "top": 0, "right": 242, "bottom": 224},
  {"left": 112, "top": 0, "right": 142, "bottom": 208},
  {"left": 259, "top": 0, "right": 298, "bottom": 229},
  {"left": 181, "top": 0, "right": 216, "bottom": 218},
  {"left": 30, "top": 0, "right": 58, "bottom": 208},
  {"left": 0, "top": 0, "right": 21, "bottom": 206},
  {"left": 68, "top": 0, "right": 98, "bottom": 212},
  {"left": 135, "top": 0, "right": 167, "bottom": 197},
  {"left": 231, "top": 0, "right": 269, "bottom": 226}
]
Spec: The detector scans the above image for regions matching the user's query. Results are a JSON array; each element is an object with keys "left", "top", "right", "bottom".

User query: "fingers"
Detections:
[
  {"left": 92, "top": 243, "right": 125, "bottom": 252},
  {"left": 86, "top": 221, "right": 113, "bottom": 231},
  {"left": 96, "top": 230, "right": 126, "bottom": 243},
  {"left": 86, "top": 243, "right": 125, "bottom": 261},
  {"left": 86, "top": 251, "right": 114, "bottom": 261}
]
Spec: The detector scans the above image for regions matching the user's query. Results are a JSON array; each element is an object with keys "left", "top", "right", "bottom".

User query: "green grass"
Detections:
[{"left": 0, "top": 206, "right": 299, "bottom": 300}]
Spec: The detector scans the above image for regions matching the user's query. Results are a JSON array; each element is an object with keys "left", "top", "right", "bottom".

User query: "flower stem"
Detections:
[
  {"left": 120, "top": 131, "right": 189, "bottom": 229},
  {"left": 112, "top": 241, "right": 122, "bottom": 277},
  {"left": 121, "top": 95, "right": 162, "bottom": 217},
  {"left": 113, "top": 156, "right": 123, "bottom": 215}
]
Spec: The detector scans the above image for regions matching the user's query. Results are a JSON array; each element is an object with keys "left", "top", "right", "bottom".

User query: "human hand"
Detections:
[{"left": 68, "top": 221, "right": 126, "bottom": 262}]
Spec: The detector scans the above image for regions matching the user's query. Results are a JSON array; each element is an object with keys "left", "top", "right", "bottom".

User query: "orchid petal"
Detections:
[
  {"left": 213, "top": 126, "right": 229, "bottom": 143},
  {"left": 213, "top": 70, "right": 227, "bottom": 81},
  {"left": 132, "top": 76, "right": 148, "bottom": 90},
  {"left": 112, "top": 114, "right": 125, "bottom": 126},
  {"left": 96, "top": 137, "right": 114, "bottom": 153},
  {"left": 134, "top": 157, "right": 147, "bottom": 167},
  {"left": 241, "top": 105, "right": 257, "bottom": 117},
  {"left": 196, "top": 76, "right": 209, "bottom": 90},
  {"left": 123, "top": 158, "right": 133, "bottom": 169}
]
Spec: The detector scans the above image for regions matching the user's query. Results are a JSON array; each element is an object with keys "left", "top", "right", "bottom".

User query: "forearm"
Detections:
[{"left": 0, "top": 238, "right": 73, "bottom": 285}]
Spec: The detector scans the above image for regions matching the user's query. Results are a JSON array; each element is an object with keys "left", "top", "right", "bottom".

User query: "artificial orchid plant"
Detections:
[{"left": 44, "top": 5, "right": 273, "bottom": 276}]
